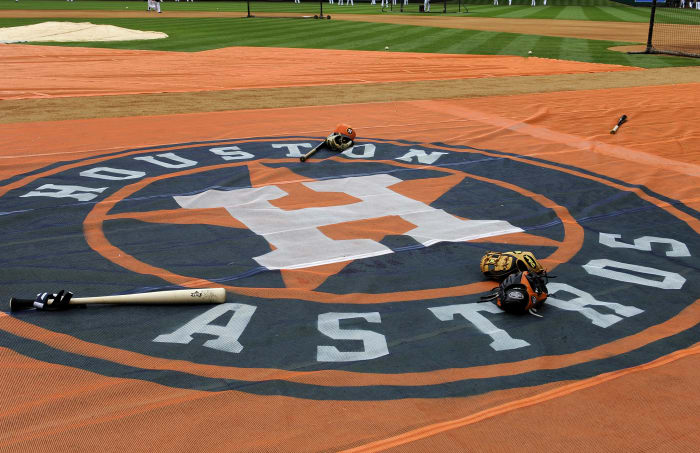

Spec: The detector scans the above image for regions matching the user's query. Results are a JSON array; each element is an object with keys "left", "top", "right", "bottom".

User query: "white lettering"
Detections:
[
  {"left": 429, "top": 303, "right": 529, "bottom": 351},
  {"left": 547, "top": 283, "right": 643, "bottom": 328},
  {"left": 583, "top": 259, "right": 685, "bottom": 289},
  {"left": 209, "top": 146, "right": 254, "bottom": 161},
  {"left": 317, "top": 312, "right": 389, "bottom": 362},
  {"left": 133, "top": 152, "right": 197, "bottom": 169},
  {"left": 153, "top": 303, "right": 257, "bottom": 353},
  {"left": 599, "top": 233, "right": 690, "bottom": 257},
  {"left": 342, "top": 143, "right": 375, "bottom": 159},
  {"left": 80, "top": 167, "right": 145, "bottom": 181},
  {"left": 396, "top": 148, "right": 448, "bottom": 165},
  {"left": 271, "top": 143, "right": 312, "bottom": 157},
  {"left": 20, "top": 184, "right": 107, "bottom": 202}
]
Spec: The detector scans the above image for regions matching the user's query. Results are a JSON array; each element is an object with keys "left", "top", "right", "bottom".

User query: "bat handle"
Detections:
[
  {"left": 9, "top": 297, "right": 36, "bottom": 311},
  {"left": 300, "top": 141, "right": 326, "bottom": 162},
  {"left": 611, "top": 115, "right": 627, "bottom": 134},
  {"left": 9, "top": 297, "right": 85, "bottom": 311},
  {"left": 9, "top": 290, "right": 79, "bottom": 312}
]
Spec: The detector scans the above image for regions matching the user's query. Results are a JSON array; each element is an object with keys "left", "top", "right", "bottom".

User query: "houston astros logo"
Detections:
[{"left": 1, "top": 137, "right": 697, "bottom": 400}]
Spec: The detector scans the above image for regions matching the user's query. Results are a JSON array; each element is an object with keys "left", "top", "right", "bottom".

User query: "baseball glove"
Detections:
[
  {"left": 480, "top": 250, "right": 545, "bottom": 280},
  {"left": 480, "top": 271, "right": 550, "bottom": 316}
]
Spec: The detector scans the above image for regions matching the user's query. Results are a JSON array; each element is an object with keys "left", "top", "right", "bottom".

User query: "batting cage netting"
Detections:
[
  {"left": 236, "top": 0, "right": 636, "bottom": 16},
  {"left": 645, "top": 0, "right": 700, "bottom": 57}
]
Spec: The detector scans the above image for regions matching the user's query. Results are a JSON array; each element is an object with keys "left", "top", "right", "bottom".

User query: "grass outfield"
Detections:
[
  {"left": 0, "top": 0, "right": 654, "bottom": 22},
  {"left": 1, "top": 2, "right": 698, "bottom": 68}
]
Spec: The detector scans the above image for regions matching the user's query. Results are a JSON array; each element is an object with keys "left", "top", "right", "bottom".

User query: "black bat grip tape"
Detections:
[{"left": 9, "top": 297, "right": 36, "bottom": 311}]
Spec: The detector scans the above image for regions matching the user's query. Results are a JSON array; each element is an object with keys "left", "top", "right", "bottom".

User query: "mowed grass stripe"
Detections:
[
  {"left": 530, "top": 6, "right": 566, "bottom": 20},
  {"left": 499, "top": 33, "right": 542, "bottom": 55},
  {"left": 290, "top": 22, "right": 396, "bottom": 50},
  {"left": 554, "top": 35, "right": 591, "bottom": 61},
  {"left": 586, "top": 40, "right": 644, "bottom": 67},
  {"left": 2, "top": 17, "right": 697, "bottom": 67},
  {"left": 302, "top": 21, "right": 382, "bottom": 49},
  {"left": 511, "top": 6, "right": 560, "bottom": 19},
  {"left": 230, "top": 20, "right": 391, "bottom": 51},
  {"left": 403, "top": 27, "right": 464, "bottom": 53},
  {"left": 557, "top": 6, "right": 586, "bottom": 20},
  {"left": 526, "top": 34, "right": 546, "bottom": 56},
  {"left": 579, "top": 6, "right": 649, "bottom": 22},
  {"left": 231, "top": 19, "right": 325, "bottom": 47},
  {"left": 349, "top": 24, "right": 434, "bottom": 53},
  {"left": 456, "top": 30, "right": 503, "bottom": 54},
  {"left": 464, "top": 31, "right": 526, "bottom": 55},
  {"left": 484, "top": 6, "right": 546, "bottom": 19},
  {"left": 468, "top": 5, "right": 650, "bottom": 21},
  {"left": 439, "top": 31, "right": 485, "bottom": 54},
  {"left": 0, "top": 1, "right": 664, "bottom": 23},
  {"left": 347, "top": 24, "right": 419, "bottom": 51},
  {"left": 618, "top": 6, "right": 653, "bottom": 21},
  {"left": 583, "top": 6, "right": 622, "bottom": 22}
]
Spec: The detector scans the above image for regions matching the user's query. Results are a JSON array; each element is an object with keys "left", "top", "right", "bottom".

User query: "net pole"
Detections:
[{"left": 645, "top": 0, "right": 658, "bottom": 53}]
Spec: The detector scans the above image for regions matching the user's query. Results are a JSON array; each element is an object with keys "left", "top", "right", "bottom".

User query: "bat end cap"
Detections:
[{"left": 9, "top": 297, "right": 34, "bottom": 311}]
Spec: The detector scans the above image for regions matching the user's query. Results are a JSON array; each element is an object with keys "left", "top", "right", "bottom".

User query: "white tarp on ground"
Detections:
[{"left": 0, "top": 21, "right": 167, "bottom": 43}]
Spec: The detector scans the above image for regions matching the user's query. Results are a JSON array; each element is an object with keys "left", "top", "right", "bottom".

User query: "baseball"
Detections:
[
  {"left": 385, "top": 46, "right": 389, "bottom": 50},
  {"left": 528, "top": 50, "right": 533, "bottom": 55}
]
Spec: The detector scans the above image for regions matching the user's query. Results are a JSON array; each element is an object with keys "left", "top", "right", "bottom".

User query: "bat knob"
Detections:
[
  {"left": 9, "top": 297, "right": 35, "bottom": 311},
  {"left": 300, "top": 156, "right": 306, "bottom": 162}
]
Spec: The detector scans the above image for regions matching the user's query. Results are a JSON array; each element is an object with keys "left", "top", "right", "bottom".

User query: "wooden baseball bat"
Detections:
[
  {"left": 300, "top": 139, "right": 327, "bottom": 162},
  {"left": 9, "top": 288, "right": 226, "bottom": 311},
  {"left": 610, "top": 114, "right": 627, "bottom": 134}
]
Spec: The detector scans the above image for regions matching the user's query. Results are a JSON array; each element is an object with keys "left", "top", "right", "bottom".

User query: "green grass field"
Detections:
[
  {"left": 1, "top": 0, "right": 654, "bottom": 21},
  {"left": 1, "top": 1, "right": 699, "bottom": 68}
]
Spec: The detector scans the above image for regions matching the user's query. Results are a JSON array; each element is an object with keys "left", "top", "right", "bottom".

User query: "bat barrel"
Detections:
[{"left": 72, "top": 288, "right": 227, "bottom": 305}]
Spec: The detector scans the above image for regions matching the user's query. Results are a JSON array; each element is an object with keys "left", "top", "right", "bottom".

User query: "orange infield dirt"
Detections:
[
  {"left": 1, "top": 16, "right": 700, "bottom": 453},
  {"left": 0, "top": 45, "right": 643, "bottom": 100}
]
